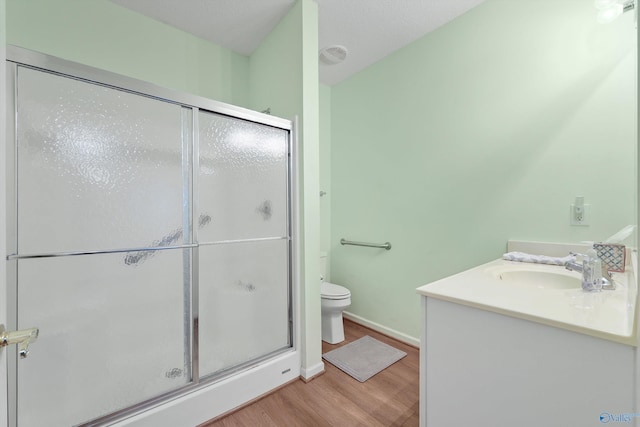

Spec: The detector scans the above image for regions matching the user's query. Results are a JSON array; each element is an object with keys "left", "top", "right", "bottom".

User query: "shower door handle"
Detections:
[{"left": 0, "top": 324, "right": 39, "bottom": 359}]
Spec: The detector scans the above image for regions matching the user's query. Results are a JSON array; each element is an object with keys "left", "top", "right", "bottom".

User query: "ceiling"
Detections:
[{"left": 111, "top": 0, "right": 486, "bottom": 86}]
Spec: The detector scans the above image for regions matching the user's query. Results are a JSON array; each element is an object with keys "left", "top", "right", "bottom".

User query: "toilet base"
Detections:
[{"left": 322, "top": 310, "right": 345, "bottom": 344}]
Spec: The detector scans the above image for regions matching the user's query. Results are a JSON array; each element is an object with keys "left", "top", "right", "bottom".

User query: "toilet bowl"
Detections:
[
  {"left": 321, "top": 282, "right": 351, "bottom": 344},
  {"left": 320, "top": 253, "right": 351, "bottom": 344}
]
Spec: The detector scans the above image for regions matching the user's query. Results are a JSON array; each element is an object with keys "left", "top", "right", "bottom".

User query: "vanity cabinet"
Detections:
[
  {"left": 417, "top": 241, "right": 638, "bottom": 427},
  {"left": 420, "top": 296, "right": 636, "bottom": 427}
]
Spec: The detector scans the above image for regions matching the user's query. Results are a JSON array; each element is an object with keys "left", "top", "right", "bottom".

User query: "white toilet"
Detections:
[{"left": 320, "top": 254, "right": 351, "bottom": 344}]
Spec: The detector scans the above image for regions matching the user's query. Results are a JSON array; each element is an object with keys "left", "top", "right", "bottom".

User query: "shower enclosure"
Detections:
[{"left": 3, "top": 47, "right": 299, "bottom": 426}]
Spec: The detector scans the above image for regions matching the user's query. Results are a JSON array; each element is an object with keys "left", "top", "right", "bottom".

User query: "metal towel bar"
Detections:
[{"left": 340, "top": 238, "right": 391, "bottom": 251}]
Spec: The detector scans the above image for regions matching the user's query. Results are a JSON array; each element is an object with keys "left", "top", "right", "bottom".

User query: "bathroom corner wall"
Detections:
[
  {"left": 249, "top": 0, "right": 322, "bottom": 377},
  {"left": 6, "top": 0, "right": 250, "bottom": 107},
  {"left": 330, "top": 0, "right": 637, "bottom": 340}
]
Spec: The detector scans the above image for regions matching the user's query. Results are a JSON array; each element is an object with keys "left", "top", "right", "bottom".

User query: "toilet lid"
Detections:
[{"left": 321, "top": 282, "right": 350, "bottom": 299}]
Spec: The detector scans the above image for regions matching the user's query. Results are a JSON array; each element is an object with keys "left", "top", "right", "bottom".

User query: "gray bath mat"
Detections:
[{"left": 322, "top": 335, "right": 407, "bottom": 382}]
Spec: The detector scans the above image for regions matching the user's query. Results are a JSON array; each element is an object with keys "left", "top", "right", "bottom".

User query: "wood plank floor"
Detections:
[{"left": 201, "top": 319, "right": 419, "bottom": 426}]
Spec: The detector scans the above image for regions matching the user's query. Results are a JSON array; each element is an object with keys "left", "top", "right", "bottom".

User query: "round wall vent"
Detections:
[{"left": 319, "top": 45, "right": 348, "bottom": 65}]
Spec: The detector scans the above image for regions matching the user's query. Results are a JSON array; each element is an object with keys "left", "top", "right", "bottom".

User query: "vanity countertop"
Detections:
[{"left": 416, "top": 243, "right": 638, "bottom": 346}]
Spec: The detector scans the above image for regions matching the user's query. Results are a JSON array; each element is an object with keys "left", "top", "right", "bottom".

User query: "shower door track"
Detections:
[{"left": 81, "top": 346, "right": 297, "bottom": 427}]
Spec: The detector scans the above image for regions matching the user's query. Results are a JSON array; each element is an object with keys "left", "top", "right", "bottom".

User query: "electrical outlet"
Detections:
[{"left": 570, "top": 203, "right": 591, "bottom": 226}]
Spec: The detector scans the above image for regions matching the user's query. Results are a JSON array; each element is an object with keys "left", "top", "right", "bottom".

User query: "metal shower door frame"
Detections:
[{"left": 4, "top": 45, "right": 298, "bottom": 427}]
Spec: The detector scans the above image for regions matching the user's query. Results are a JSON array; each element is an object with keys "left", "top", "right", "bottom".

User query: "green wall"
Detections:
[
  {"left": 6, "top": 0, "right": 636, "bottom": 364},
  {"left": 329, "top": 0, "right": 637, "bottom": 340},
  {"left": 7, "top": 0, "right": 250, "bottom": 106},
  {"left": 320, "top": 84, "right": 332, "bottom": 258}
]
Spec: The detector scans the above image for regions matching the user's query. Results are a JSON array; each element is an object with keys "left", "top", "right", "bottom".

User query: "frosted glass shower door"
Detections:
[
  {"left": 11, "top": 66, "right": 192, "bottom": 426},
  {"left": 8, "top": 48, "right": 296, "bottom": 426},
  {"left": 198, "top": 111, "right": 291, "bottom": 378}
]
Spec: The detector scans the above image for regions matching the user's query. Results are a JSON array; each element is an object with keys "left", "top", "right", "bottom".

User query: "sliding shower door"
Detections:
[
  {"left": 6, "top": 50, "right": 294, "bottom": 427},
  {"left": 197, "top": 112, "right": 291, "bottom": 379},
  {"left": 10, "top": 66, "right": 192, "bottom": 427}
]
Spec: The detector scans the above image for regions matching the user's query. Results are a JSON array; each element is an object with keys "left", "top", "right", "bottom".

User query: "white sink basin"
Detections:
[
  {"left": 417, "top": 249, "right": 638, "bottom": 345},
  {"left": 488, "top": 266, "right": 581, "bottom": 290}
]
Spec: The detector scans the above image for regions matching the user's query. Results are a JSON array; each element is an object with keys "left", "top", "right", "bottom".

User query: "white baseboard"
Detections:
[
  {"left": 300, "top": 361, "right": 325, "bottom": 381},
  {"left": 343, "top": 311, "right": 420, "bottom": 347}
]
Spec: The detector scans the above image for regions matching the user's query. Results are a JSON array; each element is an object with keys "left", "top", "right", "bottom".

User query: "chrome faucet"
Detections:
[
  {"left": 565, "top": 251, "right": 615, "bottom": 291},
  {"left": 565, "top": 255, "right": 583, "bottom": 274}
]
